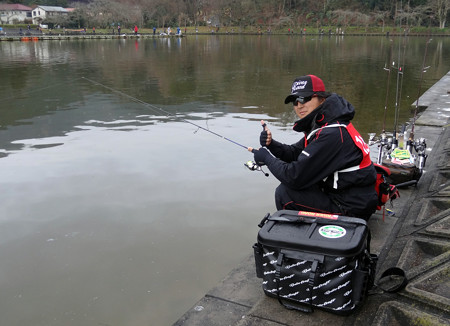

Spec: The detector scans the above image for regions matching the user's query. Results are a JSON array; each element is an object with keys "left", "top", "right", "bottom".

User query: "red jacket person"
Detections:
[{"left": 250, "top": 75, "right": 378, "bottom": 220}]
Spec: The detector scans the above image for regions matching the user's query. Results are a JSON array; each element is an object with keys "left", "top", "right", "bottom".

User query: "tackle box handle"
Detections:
[
  {"left": 274, "top": 252, "right": 321, "bottom": 313},
  {"left": 263, "top": 210, "right": 367, "bottom": 227}
]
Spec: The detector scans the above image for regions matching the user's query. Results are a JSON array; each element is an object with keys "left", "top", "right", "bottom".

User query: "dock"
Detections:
[
  {"left": 0, "top": 30, "right": 183, "bottom": 42},
  {"left": 173, "top": 71, "right": 450, "bottom": 326}
]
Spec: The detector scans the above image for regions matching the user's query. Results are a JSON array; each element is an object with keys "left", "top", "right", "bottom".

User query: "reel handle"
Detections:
[{"left": 244, "top": 161, "right": 269, "bottom": 177}]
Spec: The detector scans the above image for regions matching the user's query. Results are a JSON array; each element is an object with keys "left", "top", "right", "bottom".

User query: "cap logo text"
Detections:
[{"left": 292, "top": 80, "right": 308, "bottom": 93}]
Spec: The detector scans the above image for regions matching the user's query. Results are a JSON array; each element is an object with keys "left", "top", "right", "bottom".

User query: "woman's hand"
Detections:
[{"left": 260, "top": 120, "right": 272, "bottom": 147}]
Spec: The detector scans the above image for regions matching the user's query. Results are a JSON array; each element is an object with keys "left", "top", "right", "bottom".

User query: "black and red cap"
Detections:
[{"left": 284, "top": 75, "right": 326, "bottom": 104}]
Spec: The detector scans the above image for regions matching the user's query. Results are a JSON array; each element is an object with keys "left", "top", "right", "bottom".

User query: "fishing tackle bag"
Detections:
[
  {"left": 253, "top": 210, "right": 377, "bottom": 315},
  {"left": 380, "top": 159, "right": 421, "bottom": 185}
]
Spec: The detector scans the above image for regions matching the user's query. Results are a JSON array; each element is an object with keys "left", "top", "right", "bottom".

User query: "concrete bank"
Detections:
[
  {"left": 0, "top": 32, "right": 183, "bottom": 42},
  {"left": 173, "top": 71, "right": 450, "bottom": 326},
  {"left": 0, "top": 31, "right": 448, "bottom": 42}
]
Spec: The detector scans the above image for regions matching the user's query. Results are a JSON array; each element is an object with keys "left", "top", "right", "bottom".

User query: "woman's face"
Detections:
[{"left": 293, "top": 96, "right": 324, "bottom": 119}]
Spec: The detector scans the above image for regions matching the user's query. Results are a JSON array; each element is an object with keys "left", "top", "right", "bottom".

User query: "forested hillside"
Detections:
[{"left": 3, "top": 0, "right": 449, "bottom": 30}]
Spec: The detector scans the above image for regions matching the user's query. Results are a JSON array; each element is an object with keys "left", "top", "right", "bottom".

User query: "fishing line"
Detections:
[{"left": 81, "top": 77, "right": 249, "bottom": 150}]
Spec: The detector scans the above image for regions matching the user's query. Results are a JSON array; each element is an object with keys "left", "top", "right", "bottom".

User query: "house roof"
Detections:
[
  {"left": 34, "top": 6, "right": 68, "bottom": 13},
  {"left": 0, "top": 4, "right": 33, "bottom": 11}
]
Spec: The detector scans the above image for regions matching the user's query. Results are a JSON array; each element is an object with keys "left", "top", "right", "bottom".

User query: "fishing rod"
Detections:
[
  {"left": 410, "top": 38, "right": 432, "bottom": 144},
  {"left": 407, "top": 38, "right": 432, "bottom": 176},
  {"left": 392, "top": 35, "right": 408, "bottom": 150},
  {"left": 82, "top": 77, "right": 249, "bottom": 150},
  {"left": 381, "top": 39, "right": 394, "bottom": 135},
  {"left": 386, "top": 38, "right": 432, "bottom": 188},
  {"left": 376, "top": 38, "right": 394, "bottom": 164},
  {"left": 82, "top": 77, "right": 269, "bottom": 177}
]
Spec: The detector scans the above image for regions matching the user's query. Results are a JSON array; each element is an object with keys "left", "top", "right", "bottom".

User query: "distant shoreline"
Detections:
[
  {"left": 1, "top": 24, "right": 449, "bottom": 39},
  {"left": 0, "top": 30, "right": 448, "bottom": 42}
]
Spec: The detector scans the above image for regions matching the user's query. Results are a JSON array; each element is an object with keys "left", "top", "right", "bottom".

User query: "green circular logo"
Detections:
[{"left": 318, "top": 225, "right": 346, "bottom": 239}]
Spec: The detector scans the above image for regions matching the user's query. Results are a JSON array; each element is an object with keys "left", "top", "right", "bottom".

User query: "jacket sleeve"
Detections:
[
  {"left": 263, "top": 128, "right": 353, "bottom": 190},
  {"left": 266, "top": 138, "right": 305, "bottom": 163}
]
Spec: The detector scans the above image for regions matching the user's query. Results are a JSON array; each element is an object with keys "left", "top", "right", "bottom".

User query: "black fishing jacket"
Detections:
[{"left": 264, "top": 93, "right": 378, "bottom": 217}]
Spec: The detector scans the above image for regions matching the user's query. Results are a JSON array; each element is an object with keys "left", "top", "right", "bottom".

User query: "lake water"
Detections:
[{"left": 0, "top": 34, "right": 449, "bottom": 326}]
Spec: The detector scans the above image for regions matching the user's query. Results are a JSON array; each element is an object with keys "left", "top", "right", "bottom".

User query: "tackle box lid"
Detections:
[{"left": 257, "top": 210, "right": 368, "bottom": 257}]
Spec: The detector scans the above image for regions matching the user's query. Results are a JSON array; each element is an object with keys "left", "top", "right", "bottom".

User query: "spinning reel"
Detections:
[{"left": 244, "top": 161, "right": 269, "bottom": 177}]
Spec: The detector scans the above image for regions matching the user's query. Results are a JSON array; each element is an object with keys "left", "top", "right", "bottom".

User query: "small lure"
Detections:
[{"left": 386, "top": 208, "right": 395, "bottom": 216}]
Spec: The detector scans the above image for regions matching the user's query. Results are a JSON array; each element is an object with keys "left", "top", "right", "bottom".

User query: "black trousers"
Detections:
[{"left": 275, "top": 183, "right": 343, "bottom": 215}]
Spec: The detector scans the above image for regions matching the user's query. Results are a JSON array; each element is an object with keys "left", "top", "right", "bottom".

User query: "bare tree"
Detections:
[
  {"left": 374, "top": 10, "right": 389, "bottom": 31},
  {"left": 66, "top": 0, "right": 447, "bottom": 30},
  {"left": 430, "top": 0, "right": 449, "bottom": 28},
  {"left": 356, "top": 12, "right": 371, "bottom": 31},
  {"left": 86, "top": 0, "right": 112, "bottom": 28},
  {"left": 178, "top": 12, "right": 189, "bottom": 28},
  {"left": 332, "top": 9, "right": 358, "bottom": 29}
]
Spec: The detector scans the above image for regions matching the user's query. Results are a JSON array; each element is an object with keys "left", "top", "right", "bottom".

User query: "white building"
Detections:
[
  {"left": 31, "top": 6, "right": 69, "bottom": 25},
  {"left": 0, "top": 4, "right": 32, "bottom": 24}
]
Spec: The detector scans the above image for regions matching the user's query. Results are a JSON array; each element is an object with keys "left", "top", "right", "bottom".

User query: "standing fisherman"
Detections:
[{"left": 249, "top": 75, "right": 378, "bottom": 220}]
